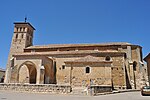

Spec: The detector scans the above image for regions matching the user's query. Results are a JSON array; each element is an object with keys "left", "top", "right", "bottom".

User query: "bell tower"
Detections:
[
  {"left": 4, "top": 22, "right": 35, "bottom": 83},
  {"left": 13, "top": 22, "right": 35, "bottom": 50}
]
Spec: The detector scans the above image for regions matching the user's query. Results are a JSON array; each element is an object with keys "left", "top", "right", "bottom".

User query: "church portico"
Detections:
[
  {"left": 17, "top": 61, "right": 37, "bottom": 84},
  {"left": 9, "top": 55, "right": 55, "bottom": 84}
]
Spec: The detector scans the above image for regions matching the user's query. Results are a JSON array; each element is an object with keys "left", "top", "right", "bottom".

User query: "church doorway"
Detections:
[
  {"left": 17, "top": 61, "right": 37, "bottom": 84},
  {"left": 43, "top": 65, "right": 51, "bottom": 84}
]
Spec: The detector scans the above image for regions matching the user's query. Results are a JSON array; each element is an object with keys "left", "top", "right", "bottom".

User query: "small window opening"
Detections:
[
  {"left": 145, "top": 69, "right": 147, "bottom": 73},
  {"left": 105, "top": 56, "right": 111, "bottom": 61},
  {"left": 133, "top": 61, "right": 137, "bottom": 71},
  {"left": 15, "top": 34, "right": 18, "bottom": 39},
  {"left": 23, "top": 27, "right": 25, "bottom": 32},
  {"left": 62, "top": 65, "right": 65, "bottom": 69},
  {"left": 21, "top": 34, "right": 24, "bottom": 38},
  {"left": 16, "top": 27, "right": 19, "bottom": 32},
  {"left": 86, "top": 67, "right": 90, "bottom": 73},
  {"left": 124, "top": 53, "right": 127, "bottom": 59},
  {"left": 20, "top": 27, "right": 22, "bottom": 32}
]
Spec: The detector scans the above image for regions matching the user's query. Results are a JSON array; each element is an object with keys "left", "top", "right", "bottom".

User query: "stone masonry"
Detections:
[{"left": 4, "top": 21, "right": 147, "bottom": 94}]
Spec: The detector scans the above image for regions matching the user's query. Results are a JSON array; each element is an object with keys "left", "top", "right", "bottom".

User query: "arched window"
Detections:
[
  {"left": 86, "top": 67, "right": 90, "bottom": 73},
  {"left": 133, "top": 61, "right": 137, "bottom": 71},
  {"left": 16, "top": 27, "right": 19, "bottom": 32},
  {"left": 124, "top": 53, "right": 127, "bottom": 59},
  {"left": 105, "top": 56, "right": 111, "bottom": 61},
  {"left": 20, "top": 27, "right": 22, "bottom": 32},
  {"left": 15, "top": 34, "right": 18, "bottom": 39},
  {"left": 21, "top": 34, "right": 24, "bottom": 38},
  {"left": 23, "top": 27, "right": 25, "bottom": 32}
]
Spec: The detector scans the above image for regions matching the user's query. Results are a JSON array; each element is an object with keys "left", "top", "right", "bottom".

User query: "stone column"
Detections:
[
  {"left": 4, "top": 67, "right": 10, "bottom": 83},
  {"left": 127, "top": 46, "right": 135, "bottom": 89},
  {"left": 4, "top": 57, "right": 14, "bottom": 83},
  {"left": 36, "top": 65, "right": 45, "bottom": 84},
  {"left": 122, "top": 57, "right": 127, "bottom": 89},
  {"left": 40, "top": 66, "right": 45, "bottom": 84},
  {"left": 129, "top": 62, "right": 135, "bottom": 89},
  {"left": 69, "top": 64, "right": 73, "bottom": 86},
  {"left": 36, "top": 66, "right": 41, "bottom": 84}
]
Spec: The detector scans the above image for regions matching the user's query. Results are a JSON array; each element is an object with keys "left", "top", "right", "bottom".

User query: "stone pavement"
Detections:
[{"left": 0, "top": 91, "right": 150, "bottom": 100}]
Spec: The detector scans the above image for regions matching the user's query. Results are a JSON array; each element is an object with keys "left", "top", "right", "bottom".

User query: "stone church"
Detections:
[{"left": 4, "top": 22, "right": 146, "bottom": 90}]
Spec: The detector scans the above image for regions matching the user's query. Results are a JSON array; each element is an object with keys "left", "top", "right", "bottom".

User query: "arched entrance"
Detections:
[
  {"left": 17, "top": 61, "right": 37, "bottom": 84},
  {"left": 43, "top": 64, "right": 54, "bottom": 84}
]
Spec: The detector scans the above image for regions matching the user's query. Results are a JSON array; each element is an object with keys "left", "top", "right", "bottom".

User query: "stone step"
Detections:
[{"left": 71, "top": 87, "right": 88, "bottom": 95}]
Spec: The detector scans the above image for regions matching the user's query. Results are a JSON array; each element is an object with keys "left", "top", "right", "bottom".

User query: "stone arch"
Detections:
[
  {"left": 43, "top": 61, "right": 55, "bottom": 84},
  {"left": 17, "top": 61, "right": 37, "bottom": 84},
  {"left": 43, "top": 64, "right": 51, "bottom": 84},
  {"left": 42, "top": 57, "right": 55, "bottom": 84}
]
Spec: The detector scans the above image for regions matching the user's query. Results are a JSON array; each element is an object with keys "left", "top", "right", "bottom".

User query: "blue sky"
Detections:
[{"left": 0, "top": 0, "right": 150, "bottom": 68}]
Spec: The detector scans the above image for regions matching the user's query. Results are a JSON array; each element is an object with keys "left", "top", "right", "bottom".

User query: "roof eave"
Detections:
[{"left": 144, "top": 53, "right": 150, "bottom": 61}]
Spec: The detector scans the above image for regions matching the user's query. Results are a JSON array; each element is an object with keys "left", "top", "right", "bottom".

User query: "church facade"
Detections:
[{"left": 4, "top": 22, "right": 146, "bottom": 90}]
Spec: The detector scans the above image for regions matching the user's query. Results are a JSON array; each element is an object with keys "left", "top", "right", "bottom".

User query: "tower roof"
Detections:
[{"left": 14, "top": 22, "right": 35, "bottom": 30}]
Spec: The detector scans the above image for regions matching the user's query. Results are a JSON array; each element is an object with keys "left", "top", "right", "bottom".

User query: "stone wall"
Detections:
[
  {"left": 55, "top": 55, "right": 112, "bottom": 86},
  {"left": 0, "top": 83, "right": 71, "bottom": 94},
  {"left": 111, "top": 56, "right": 126, "bottom": 89},
  {"left": 90, "top": 85, "right": 112, "bottom": 95},
  {"left": 0, "top": 70, "right": 5, "bottom": 83},
  {"left": 146, "top": 58, "right": 150, "bottom": 85},
  {"left": 70, "top": 63, "right": 112, "bottom": 87}
]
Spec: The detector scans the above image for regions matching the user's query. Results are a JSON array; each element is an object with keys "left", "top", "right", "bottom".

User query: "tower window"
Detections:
[
  {"left": 23, "top": 27, "right": 25, "bottom": 32},
  {"left": 16, "top": 28, "right": 19, "bottom": 32},
  {"left": 21, "top": 34, "right": 24, "bottom": 38},
  {"left": 15, "top": 34, "right": 18, "bottom": 39},
  {"left": 86, "top": 67, "right": 90, "bottom": 73},
  {"left": 20, "top": 27, "right": 22, "bottom": 32},
  {"left": 133, "top": 61, "right": 137, "bottom": 71},
  {"left": 124, "top": 53, "right": 127, "bottom": 59}
]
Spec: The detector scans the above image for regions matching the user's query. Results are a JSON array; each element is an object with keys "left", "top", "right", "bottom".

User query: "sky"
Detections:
[{"left": 0, "top": 0, "right": 150, "bottom": 69}]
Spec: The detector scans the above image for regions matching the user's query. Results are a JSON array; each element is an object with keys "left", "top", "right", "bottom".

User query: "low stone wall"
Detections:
[
  {"left": 90, "top": 85, "right": 112, "bottom": 95},
  {"left": 0, "top": 83, "right": 71, "bottom": 94}
]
